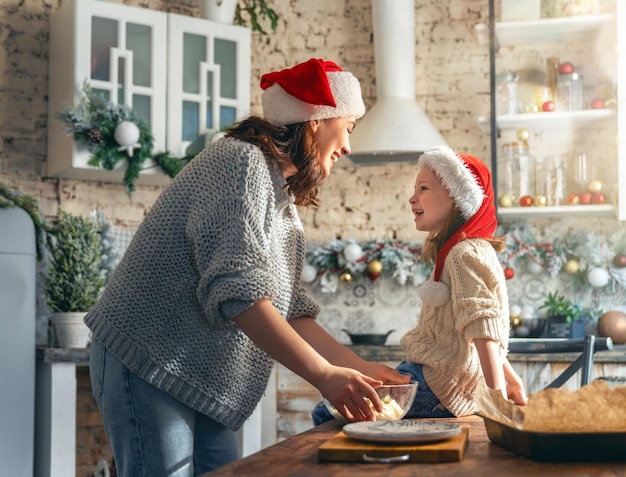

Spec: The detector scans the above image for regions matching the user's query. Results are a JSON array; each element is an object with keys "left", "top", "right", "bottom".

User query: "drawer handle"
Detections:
[{"left": 362, "top": 453, "right": 410, "bottom": 463}]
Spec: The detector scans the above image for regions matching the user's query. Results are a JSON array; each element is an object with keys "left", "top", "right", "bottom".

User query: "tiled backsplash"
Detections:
[{"left": 303, "top": 274, "right": 420, "bottom": 346}]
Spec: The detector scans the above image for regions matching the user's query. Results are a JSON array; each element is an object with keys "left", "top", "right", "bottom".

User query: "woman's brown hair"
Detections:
[
  {"left": 422, "top": 208, "right": 505, "bottom": 265},
  {"left": 226, "top": 116, "right": 325, "bottom": 207}
]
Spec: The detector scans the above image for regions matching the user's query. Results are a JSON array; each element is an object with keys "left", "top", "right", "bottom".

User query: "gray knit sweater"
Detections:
[{"left": 85, "top": 137, "right": 320, "bottom": 431}]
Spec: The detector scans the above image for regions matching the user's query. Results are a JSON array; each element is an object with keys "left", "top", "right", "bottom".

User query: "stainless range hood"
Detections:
[{"left": 349, "top": 0, "right": 448, "bottom": 165}]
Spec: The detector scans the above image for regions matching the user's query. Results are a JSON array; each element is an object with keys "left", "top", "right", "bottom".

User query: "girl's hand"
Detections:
[
  {"left": 506, "top": 378, "right": 528, "bottom": 405},
  {"left": 358, "top": 361, "right": 411, "bottom": 385},
  {"left": 318, "top": 366, "right": 384, "bottom": 422}
]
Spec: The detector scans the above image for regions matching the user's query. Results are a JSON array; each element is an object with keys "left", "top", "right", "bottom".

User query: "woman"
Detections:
[{"left": 86, "top": 58, "right": 408, "bottom": 476}]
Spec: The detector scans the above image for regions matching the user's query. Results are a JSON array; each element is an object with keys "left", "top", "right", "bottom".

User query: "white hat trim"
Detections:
[
  {"left": 418, "top": 145, "right": 485, "bottom": 220},
  {"left": 262, "top": 71, "right": 365, "bottom": 126}
]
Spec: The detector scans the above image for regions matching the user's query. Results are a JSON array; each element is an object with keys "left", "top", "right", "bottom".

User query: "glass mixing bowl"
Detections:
[{"left": 322, "top": 382, "right": 418, "bottom": 423}]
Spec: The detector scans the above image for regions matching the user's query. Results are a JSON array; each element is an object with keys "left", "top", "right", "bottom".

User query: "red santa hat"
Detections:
[
  {"left": 416, "top": 146, "right": 498, "bottom": 306},
  {"left": 260, "top": 58, "right": 366, "bottom": 126}
]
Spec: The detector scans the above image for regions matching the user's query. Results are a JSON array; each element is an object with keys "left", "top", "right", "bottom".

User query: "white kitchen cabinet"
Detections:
[
  {"left": 481, "top": 3, "right": 626, "bottom": 220},
  {"left": 47, "top": 0, "right": 250, "bottom": 187}
]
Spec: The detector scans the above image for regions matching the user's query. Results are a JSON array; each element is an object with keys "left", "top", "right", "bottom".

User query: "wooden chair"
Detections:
[{"left": 508, "top": 334, "right": 613, "bottom": 389}]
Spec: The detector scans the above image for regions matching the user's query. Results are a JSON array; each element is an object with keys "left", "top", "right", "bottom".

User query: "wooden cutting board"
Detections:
[{"left": 318, "top": 425, "right": 469, "bottom": 463}]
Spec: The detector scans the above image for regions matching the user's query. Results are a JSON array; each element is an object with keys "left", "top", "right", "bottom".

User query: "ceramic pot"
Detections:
[
  {"left": 199, "top": 0, "right": 238, "bottom": 23},
  {"left": 51, "top": 312, "right": 91, "bottom": 348}
]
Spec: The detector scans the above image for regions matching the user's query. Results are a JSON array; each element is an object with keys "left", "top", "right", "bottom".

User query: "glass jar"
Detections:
[
  {"left": 496, "top": 70, "right": 518, "bottom": 116},
  {"left": 498, "top": 142, "right": 542, "bottom": 207},
  {"left": 539, "top": 155, "right": 568, "bottom": 206},
  {"left": 512, "top": 142, "right": 536, "bottom": 204},
  {"left": 497, "top": 143, "right": 516, "bottom": 205},
  {"left": 556, "top": 72, "right": 584, "bottom": 111}
]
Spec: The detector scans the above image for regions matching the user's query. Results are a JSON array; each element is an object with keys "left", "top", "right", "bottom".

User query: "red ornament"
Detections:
[
  {"left": 541, "top": 100, "right": 555, "bottom": 112},
  {"left": 367, "top": 271, "right": 381, "bottom": 280},
  {"left": 613, "top": 254, "right": 626, "bottom": 268},
  {"left": 591, "top": 98, "right": 605, "bottom": 109},
  {"left": 567, "top": 193, "right": 580, "bottom": 205},
  {"left": 504, "top": 267, "right": 515, "bottom": 280},
  {"left": 519, "top": 195, "right": 533, "bottom": 207},
  {"left": 579, "top": 191, "right": 592, "bottom": 205},
  {"left": 591, "top": 192, "right": 605, "bottom": 204},
  {"left": 558, "top": 61, "right": 574, "bottom": 74}
]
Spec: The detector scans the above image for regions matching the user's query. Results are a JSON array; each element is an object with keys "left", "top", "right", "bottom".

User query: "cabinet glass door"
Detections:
[
  {"left": 88, "top": 2, "right": 167, "bottom": 152},
  {"left": 168, "top": 14, "right": 250, "bottom": 157}
]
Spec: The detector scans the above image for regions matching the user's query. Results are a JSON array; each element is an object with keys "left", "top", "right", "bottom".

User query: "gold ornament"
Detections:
[
  {"left": 516, "top": 128, "right": 530, "bottom": 142},
  {"left": 367, "top": 260, "right": 383, "bottom": 274},
  {"left": 564, "top": 259, "right": 579, "bottom": 274},
  {"left": 587, "top": 180, "right": 603, "bottom": 193},
  {"left": 498, "top": 195, "right": 513, "bottom": 207},
  {"left": 524, "top": 103, "right": 539, "bottom": 113},
  {"left": 534, "top": 194, "right": 547, "bottom": 207},
  {"left": 339, "top": 271, "right": 352, "bottom": 283}
]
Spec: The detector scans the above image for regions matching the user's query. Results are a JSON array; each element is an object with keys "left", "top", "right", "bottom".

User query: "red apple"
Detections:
[
  {"left": 591, "top": 192, "right": 605, "bottom": 204},
  {"left": 591, "top": 98, "right": 605, "bottom": 109},
  {"left": 542, "top": 100, "right": 555, "bottom": 112},
  {"left": 558, "top": 61, "right": 575, "bottom": 74},
  {"left": 579, "top": 191, "right": 592, "bottom": 204}
]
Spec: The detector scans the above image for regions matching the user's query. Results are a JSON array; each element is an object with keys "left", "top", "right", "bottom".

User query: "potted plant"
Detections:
[
  {"left": 539, "top": 291, "right": 585, "bottom": 338},
  {"left": 44, "top": 209, "right": 105, "bottom": 347},
  {"left": 200, "top": 0, "right": 278, "bottom": 34}
]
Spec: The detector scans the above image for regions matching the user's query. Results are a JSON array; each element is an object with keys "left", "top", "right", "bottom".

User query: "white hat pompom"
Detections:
[{"left": 418, "top": 280, "right": 451, "bottom": 307}]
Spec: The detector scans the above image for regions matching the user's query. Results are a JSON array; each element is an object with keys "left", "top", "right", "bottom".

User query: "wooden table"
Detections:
[{"left": 205, "top": 415, "right": 626, "bottom": 476}]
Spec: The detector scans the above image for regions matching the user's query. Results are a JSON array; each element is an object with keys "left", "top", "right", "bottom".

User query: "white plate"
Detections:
[{"left": 343, "top": 419, "right": 461, "bottom": 444}]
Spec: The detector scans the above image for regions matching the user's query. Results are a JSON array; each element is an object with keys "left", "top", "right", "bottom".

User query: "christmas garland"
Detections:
[
  {"left": 57, "top": 82, "right": 193, "bottom": 192},
  {"left": 0, "top": 181, "right": 52, "bottom": 260},
  {"left": 303, "top": 239, "right": 432, "bottom": 293},
  {"left": 304, "top": 226, "right": 626, "bottom": 294},
  {"left": 497, "top": 222, "right": 626, "bottom": 292}
]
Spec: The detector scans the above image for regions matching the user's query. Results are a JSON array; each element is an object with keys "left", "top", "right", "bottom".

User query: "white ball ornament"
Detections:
[
  {"left": 526, "top": 261, "right": 543, "bottom": 275},
  {"left": 301, "top": 264, "right": 318, "bottom": 283},
  {"left": 114, "top": 121, "right": 141, "bottom": 156},
  {"left": 587, "top": 267, "right": 610, "bottom": 288},
  {"left": 343, "top": 243, "right": 363, "bottom": 262}
]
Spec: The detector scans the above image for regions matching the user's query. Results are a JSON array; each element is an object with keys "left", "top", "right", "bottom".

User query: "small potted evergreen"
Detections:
[
  {"left": 44, "top": 209, "right": 105, "bottom": 347},
  {"left": 539, "top": 291, "right": 585, "bottom": 338}
]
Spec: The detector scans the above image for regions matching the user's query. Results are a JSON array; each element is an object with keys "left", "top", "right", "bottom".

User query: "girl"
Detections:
[
  {"left": 399, "top": 146, "right": 527, "bottom": 418},
  {"left": 86, "top": 58, "right": 408, "bottom": 476}
]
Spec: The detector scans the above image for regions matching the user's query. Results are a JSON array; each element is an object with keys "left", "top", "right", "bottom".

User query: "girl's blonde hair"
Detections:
[{"left": 422, "top": 206, "right": 505, "bottom": 266}]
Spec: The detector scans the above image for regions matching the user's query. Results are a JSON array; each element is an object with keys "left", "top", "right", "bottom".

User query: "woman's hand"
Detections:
[{"left": 317, "top": 366, "right": 384, "bottom": 422}]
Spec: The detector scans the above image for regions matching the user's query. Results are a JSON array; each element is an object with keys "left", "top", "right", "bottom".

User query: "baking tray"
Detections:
[{"left": 482, "top": 415, "right": 626, "bottom": 462}]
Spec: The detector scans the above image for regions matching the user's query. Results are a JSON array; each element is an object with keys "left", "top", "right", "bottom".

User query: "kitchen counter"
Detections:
[
  {"left": 347, "top": 343, "right": 626, "bottom": 363},
  {"left": 204, "top": 415, "right": 626, "bottom": 477}
]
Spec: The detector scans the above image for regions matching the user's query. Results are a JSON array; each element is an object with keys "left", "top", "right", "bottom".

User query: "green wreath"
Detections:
[{"left": 57, "top": 82, "right": 192, "bottom": 192}]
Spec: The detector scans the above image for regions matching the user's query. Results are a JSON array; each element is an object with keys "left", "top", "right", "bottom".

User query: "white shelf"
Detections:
[
  {"left": 495, "top": 14, "right": 614, "bottom": 45},
  {"left": 478, "top": 109, "right": 616, "bottom": 133},
  {"left": 497, "top": 204, "right": 615, "bottom": 219}
]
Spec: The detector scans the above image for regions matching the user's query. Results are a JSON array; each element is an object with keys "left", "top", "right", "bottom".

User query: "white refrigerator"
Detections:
[{"left": 0, "top": 207, "right": 36, "bottom": 477}]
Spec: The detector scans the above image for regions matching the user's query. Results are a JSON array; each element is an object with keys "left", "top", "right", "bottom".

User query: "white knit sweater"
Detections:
[
  {"left": 400, "top": 239, "right": 510, "bottom": 416},
  {"left": 85, "top": 137, "right": 320, "bottom": 431}
]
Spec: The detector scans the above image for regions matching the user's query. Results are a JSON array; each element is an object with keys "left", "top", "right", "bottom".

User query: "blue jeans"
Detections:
[
  {"left": 89, "top": 339, "right": 239, "bottom": 476},
  {"left": 311, "top": 361, "right": 453, "bottom": 425}
]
